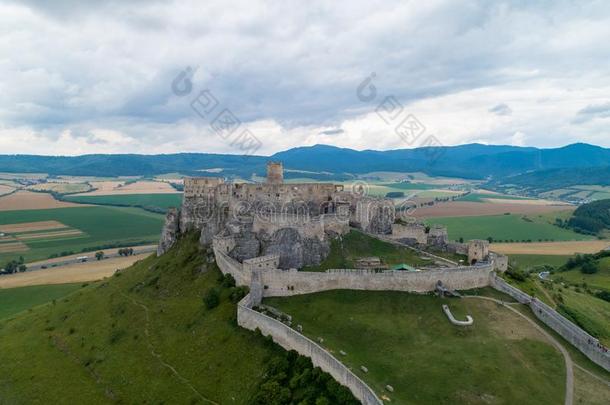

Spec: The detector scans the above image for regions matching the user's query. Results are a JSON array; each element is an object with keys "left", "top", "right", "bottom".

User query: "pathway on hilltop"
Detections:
[
  {"left": 464, "top": 295, "right": 574, "bottom": 405},
  {"left": 120, "top": 292, "right": 219, "bottom": 405}
]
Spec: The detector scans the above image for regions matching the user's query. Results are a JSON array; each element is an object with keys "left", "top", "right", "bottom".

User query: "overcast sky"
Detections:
[{"left": 1, "top": 0, "right": 609, "bottom": 156}]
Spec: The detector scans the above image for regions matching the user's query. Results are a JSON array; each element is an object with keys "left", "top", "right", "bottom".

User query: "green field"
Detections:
[
  {"left": 0, "top": 283, "right": 83, "bottom": 320},
  {"left": 427, "top": 214, "right": 592, "bottom": 243},
  {"left": 509, "top": 254, "right": 570, "bottom": 269},
  {"left": 457, "top": 193, "right": 532, "bottom": 202},
  {"left": 558, "top": 288, "right": 610, "bottom": 347},
  {"left": 0, "top": 234, "right": 355, "bottom": 404},
  {"left": 553, "top": 257, "right": 610, "bottom": 291},
  {"left": 266, "top": 289, "right": 565, "bottom": 404},
  {"left": 302, "top": 230, "right": 431, "bottom": 271},
  {"left": 64, "top": 193, "right": 183, "bottom": 211},
  {"left": 0, "top": 206, "right": 164, "bottom": 263}
]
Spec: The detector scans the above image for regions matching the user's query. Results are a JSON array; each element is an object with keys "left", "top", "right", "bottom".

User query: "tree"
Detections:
[
  {"left": 18, "top": 264, "right": 27, "bottom": 272},
  {"left": 580, "top": 261, "right": 598, "bottom": 274},
  {"left": 95, "top": 251, "right": 105, "bottom": 261}
]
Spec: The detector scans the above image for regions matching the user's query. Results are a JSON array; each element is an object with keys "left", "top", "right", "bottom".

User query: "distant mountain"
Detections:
[{"left": 0, "top": 143, "right": 608, "bottom": 179}]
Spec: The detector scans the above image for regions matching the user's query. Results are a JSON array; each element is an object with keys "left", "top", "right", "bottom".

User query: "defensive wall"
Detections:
[
  {"left": 256, "top": 265, "right": 493, "bottom": 298},
  {"left": 237, "top": 293, "right": 383, "bottom": 405},
  {"left": 491, "top": 274, "right": 610, "bottom": 371}
]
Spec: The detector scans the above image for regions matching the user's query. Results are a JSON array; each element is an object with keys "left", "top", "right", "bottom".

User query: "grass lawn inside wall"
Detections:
[
  {"left": 302, "top": 229, "right": 430, "bottom": 272},
  {"left": 265, "top": 289, "right": 566, "bottom": 404}
]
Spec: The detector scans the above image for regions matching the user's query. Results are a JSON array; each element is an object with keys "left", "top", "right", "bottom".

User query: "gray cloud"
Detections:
[
  {"left": 489, "top": 103, "right": 512, "bottom": 116},
  {"left": 573, "top": 102, "right": 610, "bottom": 123},
  {"left": 318, "top": 128, "right": 345, "bottom": 136},
  {"left": 0, "top": 0, "right": 610, "bottom": 154}
]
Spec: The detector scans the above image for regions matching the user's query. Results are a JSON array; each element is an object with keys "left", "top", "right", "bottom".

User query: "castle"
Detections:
[
  {"left": 159, "top": 161, "right": 507, "bottom": 271},
  {"left": 159, "top": 162, "right": 395, "bottom": 269}
]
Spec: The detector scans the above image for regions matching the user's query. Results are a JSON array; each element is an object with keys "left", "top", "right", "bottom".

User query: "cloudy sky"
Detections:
[{"left": 1, "top": 0, "right": 609, "bottom": 156}]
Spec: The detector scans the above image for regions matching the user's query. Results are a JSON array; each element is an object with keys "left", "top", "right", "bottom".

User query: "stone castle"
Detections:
[{"left": 158, "top": 161, "right": 395, "bottom": 269}]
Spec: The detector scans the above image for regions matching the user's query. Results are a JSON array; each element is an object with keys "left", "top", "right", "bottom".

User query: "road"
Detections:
[{"left": 25, "top": 245, "right": 157, "bottom": 271}]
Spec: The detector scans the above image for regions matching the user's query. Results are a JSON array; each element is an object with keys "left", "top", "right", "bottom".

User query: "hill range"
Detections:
[{"left": 1, "top": 143, "right": 609, "bottom": 185}]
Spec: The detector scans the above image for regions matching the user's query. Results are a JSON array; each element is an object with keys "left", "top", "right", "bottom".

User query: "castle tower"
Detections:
[
  {"left": 468, "top": 239, "right": 490, "bottom": 265},
  {"left": 266, "top": 161, "right": 283, "bottom": 184}
]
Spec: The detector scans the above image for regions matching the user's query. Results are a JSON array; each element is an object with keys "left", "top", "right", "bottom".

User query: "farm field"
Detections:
[
  {"left": 457, "top": 192, "right": 533, "bottom": 202},
  {"left": 74, "top": 180, "right": 178, "bottom": 196},
  {"left": 64, "top": 193, "right": 183, "bottom": 210},
  {"left": 412, "top": 200, "right": 573, "bottom": 218},
  {"left": 491, "top": 240, "right": 609, "bottom": 256},
  {"left": 28, "top": 182, "right": 92, "bottom": 194},
  {"left": 266, "top": 289, "right": 565, "bottom": 404},
  {"left": 0, "top": 190, "right": 87, "bottom": 211},
  {"left": 0, "top": 206, "right": 164, "bottom": 263},
  {"left": 0, "top": 283, "right": 83, "bottom": 320},
  {"left": 426, "top": 213, "right": 593, "bottom": 243},
  {"left": 0, "top": 184, "right": 15, "bottom": 196},
  {"left": 0, "top": 254, "right": 149, "bottom": 288}
]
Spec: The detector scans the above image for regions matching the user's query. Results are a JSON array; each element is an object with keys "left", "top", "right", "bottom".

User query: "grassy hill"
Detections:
[{"left": 0, "top": 234, "right": 357, "bottom": 404}]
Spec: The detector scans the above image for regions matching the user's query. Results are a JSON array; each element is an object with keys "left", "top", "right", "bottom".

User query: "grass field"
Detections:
[
  {"left": 427, "top": 213, "right": 592, "bottom": 242},
  {"left": 302, "top": 230, "right": 430, "bottom": 271},
  {"left": 558, "top": 288, "right": 610, "bottom": 346},
  {"left": 29, "top": 183, "right": 92, "bottom": 194},
  {"left": 553, "top": 257, "right": 610, "bottom": 291},
  {"left": 457, "top": 193, "right": 532, "bottom": 202},
  {"left": 265, "top": 289, "right": 565, "bottom": 404},
  {"left": 0, "top": 283, "right": 83, "bottom": 320},
  {"left": 0, "top": 234, "right": 286, "bottom": 403},
  {"left": 64, "top": 193, "right": 183, "bottom": 211},
  {"left": 0, "top": 254, "right": 150, "bottom": 288},
  {"left": 509, "top": 254, "right": 570, "bottom": 269},
  {"left": 0, "top": 206, "right": 164, "bottom": 263}
]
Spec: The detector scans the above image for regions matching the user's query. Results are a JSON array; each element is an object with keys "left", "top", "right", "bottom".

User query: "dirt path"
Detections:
[
  {"left": 120, "top": 292, "right": 219, "bottom": 405},
  {"left": 464, "top": 296, "right": 574, "bottom": 405},
  {"left": 574, "top": 364, "right": 610, "bottom": 388}
]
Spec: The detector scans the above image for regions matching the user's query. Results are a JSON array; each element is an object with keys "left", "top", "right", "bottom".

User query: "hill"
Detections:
[
  {"left": 567, "top": 199, "right": 610, "bottom": 235},
  {"left": 0, "top": 233, "right": 357, "bottom": 404},
  {"left": 1, "top": 143, "right": 609, "bottom": 180},
  {"left": 490, "top": 166, "right": 610, "bottom": 195}
]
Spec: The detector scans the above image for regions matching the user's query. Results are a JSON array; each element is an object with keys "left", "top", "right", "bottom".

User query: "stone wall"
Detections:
[
  {"left": 390, "top": 223, "right": 427, "bottom": 244},
  {"left": 237, "top": 294, "right": 383, "bottom": 405},
  {"left": 491, "top": 274, "right": 610, "bottom": 371},
  {"left": 257, "top": 265, "right": 493, "bottom": 298},
  {"left": 213, "top": 244, "right": 250, "bottom": 286}
]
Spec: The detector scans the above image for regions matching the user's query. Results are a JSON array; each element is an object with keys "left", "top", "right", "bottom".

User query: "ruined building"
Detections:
[{"left": 158, "top": 162, "right": 395, "bottom": 269}]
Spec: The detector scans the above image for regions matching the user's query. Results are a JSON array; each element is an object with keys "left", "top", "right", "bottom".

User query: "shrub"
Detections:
[
  {"left": 220, "top": 273, "right": 236, "bottom": 289},
  {"left": 580, "top": 261, "right": 599, "bottom": 274},
  {"left": 203, "top": 288, "right": 220, "bottom": 309}
]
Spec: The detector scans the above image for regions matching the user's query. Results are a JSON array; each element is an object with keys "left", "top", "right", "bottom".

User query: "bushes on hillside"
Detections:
[
  {"left": 250, "top": 349, "right": 359, "bottom": 405},
  {"left": 203, "top": 287, "right": 221, "bottom": 309}
]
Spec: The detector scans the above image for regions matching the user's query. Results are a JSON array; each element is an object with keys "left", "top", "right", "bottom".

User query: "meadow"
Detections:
[
  {"left": 0, "top": 206, "right": 164, "bottom": 263},
  {"left": 266, "top": 289, "right": 566, "bottom": 404},
  {"left": 426, "top": 213, "right": 592, "bottom": 243},
  {"left": 0, "top": 283, "right": 83, "bottom": 320}
]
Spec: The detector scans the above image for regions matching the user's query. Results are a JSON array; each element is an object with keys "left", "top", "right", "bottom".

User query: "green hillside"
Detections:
[{"left": 0, "top": 234, "right": 357, "bottom": 404}]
